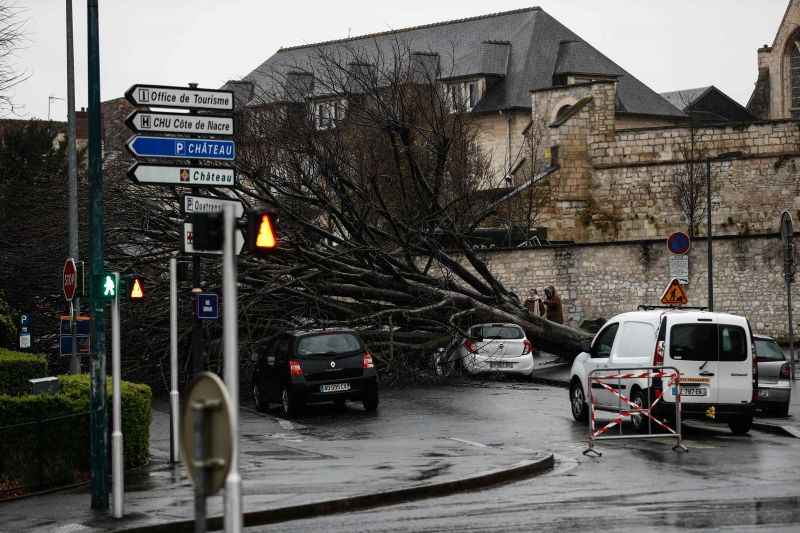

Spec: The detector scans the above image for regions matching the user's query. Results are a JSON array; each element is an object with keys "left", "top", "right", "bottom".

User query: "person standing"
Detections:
[
  {"left": 543, "top": 286, "right": 564, "bottom": 324},
  {"left": 524, "top": 288, "right": 546, "bottom": 318}
]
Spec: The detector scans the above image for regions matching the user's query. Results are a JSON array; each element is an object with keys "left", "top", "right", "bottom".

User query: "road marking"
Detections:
[{"left": 448, "top": 437, "right": 489, "bottom": 448}]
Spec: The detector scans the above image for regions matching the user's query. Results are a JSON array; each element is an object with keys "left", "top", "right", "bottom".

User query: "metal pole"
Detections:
[
  {"left": 66, "top": 0, "right": 80, "bottom": 375},
  {"left": 222, "top": 205, "right": 242, "bottom": 532},
  {"left": 87, "top": 0, "right": 108, "bottom": 511},
  {"left": 188, "top": 82, "right": 204, "bottom": 378},
  {"left": 170, "top": 257, "right": 180, "bottom": 463},
  {"left": 788, "top": 274, "right": 797, "bottom": 379},
  {"left": 111, "top": 273, "right": 124, "bottom": 519},
  {"left": 706, "top": 159, "right": 713, "bottom": 311},
  {"left": 193, "top": 402, "right": 207, "bottom": 533}
]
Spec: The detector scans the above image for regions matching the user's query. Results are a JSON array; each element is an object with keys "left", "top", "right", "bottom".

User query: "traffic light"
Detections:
[
  {"left": 94, "top": 272, "right": 118, "bottom": 300},
  {"left": 191, "top": 213, "right": 223, "bottom": 251},
  {"left": 247, "top": 210, "right": 279, "bottom": 255},
  {"left": 129, "top": 276, "right": 145, "bottom": 301}
]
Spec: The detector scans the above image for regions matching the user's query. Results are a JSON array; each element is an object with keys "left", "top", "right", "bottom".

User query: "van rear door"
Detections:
[
  {"left": 664, "top": 316, "right": 718, "bottom": 407},
  {"left": 715, "top": 322, "right": 751, "bottom": 405}
]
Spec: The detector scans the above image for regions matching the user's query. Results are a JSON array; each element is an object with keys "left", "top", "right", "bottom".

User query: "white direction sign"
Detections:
[
  {"left": 182, "top": 222, "right": 244, "bottom": 256},
  {"left": 126, "top": 111, "right": 234, "bottom": 136},
  {"left": 128, "top": 163, "right": 235, "bottom": 188},
  {"left": 183, "top": 195, "right": 245, "bottom": 218},
  {"left": 125, "top": 84, "right": 234, "bottom": 111}
]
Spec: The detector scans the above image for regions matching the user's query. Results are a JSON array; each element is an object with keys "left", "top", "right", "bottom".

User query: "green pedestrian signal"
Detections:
[{"left": 94, "top": 272, "right": 118, "bottom": 300}]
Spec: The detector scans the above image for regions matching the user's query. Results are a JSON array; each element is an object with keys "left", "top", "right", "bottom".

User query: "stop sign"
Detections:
[{"left": 63, "top": 258, "right": 77, "bottom": 301}]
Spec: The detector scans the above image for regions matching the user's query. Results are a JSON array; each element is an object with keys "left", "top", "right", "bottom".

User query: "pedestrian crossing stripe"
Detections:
[{"left": 660, "top": 278, "right": 688, "bottom": 305}]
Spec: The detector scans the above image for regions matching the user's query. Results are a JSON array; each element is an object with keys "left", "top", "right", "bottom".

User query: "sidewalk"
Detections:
[{"left": 0, "top": 402, "right": 552, "bottom": 533}]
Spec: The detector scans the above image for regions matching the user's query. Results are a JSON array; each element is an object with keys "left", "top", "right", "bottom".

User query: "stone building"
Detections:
[
  {"left": 221, "top": 4, "right": 800, "bottom": 337},
  {"left": 749, "top": 0, "right": 800, "bottom": 120}
]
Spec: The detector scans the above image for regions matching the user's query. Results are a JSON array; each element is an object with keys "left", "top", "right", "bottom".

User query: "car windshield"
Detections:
[
  {"left": 755, "top": 339, "right": 786, "bottom": 362},
  {"left": 470, "top": 326, "right": 524, "bottom": 340},
  {"left": 296, "top": 333, "right": 362, "bottom": 357}
]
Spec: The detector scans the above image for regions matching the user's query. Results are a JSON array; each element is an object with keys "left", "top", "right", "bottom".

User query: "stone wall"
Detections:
[
  {"left": 525, "top": 80, "right": 800, "bottom": 242},
  {"left": 471, "top": 235, "right": 798, "bottom": 340},
  {"left": 470, "top": 109, "right": 531, "bottom": 185}
]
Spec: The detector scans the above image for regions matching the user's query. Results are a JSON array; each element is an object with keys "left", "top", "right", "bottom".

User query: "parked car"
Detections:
[
  {"left": 251, "top": 328, "right": 378, "bottom": 418},
  {"left": 569, "top": 309, "right": 756, "bottom": 435},
  {"left": 753, "top": 334, "right": 792, "bottom": 417},
  {"left": 451, "top": 323, "right": 534, "bottom": 379}
]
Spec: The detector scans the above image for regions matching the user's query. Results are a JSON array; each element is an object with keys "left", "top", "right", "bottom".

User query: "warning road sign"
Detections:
[{"left": 660, "top": 278, "right": 688, "bottom": 306}]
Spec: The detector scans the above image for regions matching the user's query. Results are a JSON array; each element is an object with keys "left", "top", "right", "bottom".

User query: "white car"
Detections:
[
  {"left": 569, "top": 309, "right": 756, "bottom": 435},
  {"left": 452, "top": 323, "right": 534, "bottom": 378}
]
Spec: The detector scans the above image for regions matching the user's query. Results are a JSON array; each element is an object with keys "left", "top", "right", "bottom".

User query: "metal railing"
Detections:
[
  {"left": 0, "top": 411, "right": 91, "bottom": 499},
  {"left": 584, "top": 366, "right": 688, "bottom": 457}
]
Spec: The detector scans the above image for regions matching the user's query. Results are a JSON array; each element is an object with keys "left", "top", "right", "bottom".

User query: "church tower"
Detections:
[{"left": 748, "top": 0, "right": 800, "bottom": 120}]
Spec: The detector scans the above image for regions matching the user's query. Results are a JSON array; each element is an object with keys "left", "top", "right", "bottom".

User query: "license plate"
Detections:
[
  {"left": 680, "top": 386, "right": 708, "bottom": 397},
  {"left": 759, "top": 389, "right": 769, "bottom": 399},
  {"left": 320, "top": 383, "right": 350, "bottom": 393},
  {"left": 489, "top": 361, "right": 513, "bottom": 369}
]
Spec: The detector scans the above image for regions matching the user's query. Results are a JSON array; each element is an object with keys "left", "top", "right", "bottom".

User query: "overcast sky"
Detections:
[{"left": 5, "top": 1, "right": 792, "bottom": 121}]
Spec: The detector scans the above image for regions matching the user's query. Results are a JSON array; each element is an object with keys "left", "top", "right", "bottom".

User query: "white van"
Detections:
[{"left": 569, "top": 309, "right": 756, "bottom": 434}]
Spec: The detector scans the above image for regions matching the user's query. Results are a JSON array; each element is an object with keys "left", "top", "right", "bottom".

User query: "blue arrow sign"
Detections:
[{"left": 127, "top": 135, "right": 235, "bottom": 161}]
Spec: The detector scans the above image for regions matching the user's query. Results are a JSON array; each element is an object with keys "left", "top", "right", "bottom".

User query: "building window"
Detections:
[
  {"left": 447, "top": 80, "right": 481, "bottom": 112},
  {"left": 313, "top": 99, "right": 347, "bottom": 130},
  {"left": 791, "top": 40, "right": 800, "bottom": 117}
]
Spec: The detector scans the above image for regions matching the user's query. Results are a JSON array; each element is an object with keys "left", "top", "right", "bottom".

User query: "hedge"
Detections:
[
  {"left": 0, "top": 349, "right": 47, "bottom": 396},
  {"left": 0, "top": 374, "right": 152, "bottom": 496}
]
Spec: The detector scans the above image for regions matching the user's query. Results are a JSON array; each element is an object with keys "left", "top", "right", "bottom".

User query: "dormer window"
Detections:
[
  {"left": 312, "top": 98, "right": 347, "bottom": 130},
  {"left": 447, "top": 79, "right": 482, "bottom": 112}
]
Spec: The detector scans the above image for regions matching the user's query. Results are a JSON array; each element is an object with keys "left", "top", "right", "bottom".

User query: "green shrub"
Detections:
[
  {"left": 0, "top": 374, "right": 152, "bottom": 495},
  {"left": 0, "top": 349, "right": 47, "bottom": 396}
]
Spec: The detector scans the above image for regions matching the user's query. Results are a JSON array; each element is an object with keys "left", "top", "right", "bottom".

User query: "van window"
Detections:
[
  {"left": 718, "top": 325, "right": 747, "bottom": 362},
  {"left": 592, "top": 323, "right": 619, "bottom": 358},
  {"left": 669, "top": 323, "right": 748, "bottom": 362},
  {"left": 616, "top": 322, "right": 655, "bottom": 359}
]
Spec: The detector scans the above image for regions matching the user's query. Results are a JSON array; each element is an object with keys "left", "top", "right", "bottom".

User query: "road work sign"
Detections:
[{"left": 660, "top": 278, "right": 688, "bottom": 306}]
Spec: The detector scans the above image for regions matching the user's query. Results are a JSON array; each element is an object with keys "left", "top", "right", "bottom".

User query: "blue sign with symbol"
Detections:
[
  {"left": 127, "top": 136, "right": 235, "bottom": 161},
  {"left": 20, "top": 314, "right": 30, "bottom": 327},
  {"left": 196, "top": 293, "right": 219, "bottom": 320},
  {"left": 667, "top": 232, "right": 691, "bottom": 255}
]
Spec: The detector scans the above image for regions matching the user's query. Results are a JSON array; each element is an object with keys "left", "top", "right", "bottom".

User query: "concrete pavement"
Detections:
[{"left": 0, "top": 399, "right": 552, "bottom": 533}]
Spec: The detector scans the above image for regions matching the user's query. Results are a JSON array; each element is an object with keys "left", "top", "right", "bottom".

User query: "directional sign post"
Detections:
[
  {"left": 125, "top": 84, "right": 234, "bottom": 112},
  {"left": 126, "top": 111, "right": 234, "bottom": 136},
  {"left": 128, "top": 163, "right": 236, "bottom": 188},
  {"left": 127, "top": 136, "right": 235, "bottom": 161},
  {"left": 183, "top": 195, "right": 244, "bottom": 218}
]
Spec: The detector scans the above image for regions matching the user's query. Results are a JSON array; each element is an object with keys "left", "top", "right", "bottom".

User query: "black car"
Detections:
[{"left": 251, "top": 329, "right": 379, "bottom": 418}]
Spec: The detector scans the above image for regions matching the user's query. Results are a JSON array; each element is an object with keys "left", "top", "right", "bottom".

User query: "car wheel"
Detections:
[
  {"left": 363, "top": 384, "right": 379, "bottom": 412},
  {"left": 570, "top": 379, "right": 588, "bottom": 422},
  {"left": 280, "top": 385, "right": 301, "bottom": 418},
  {"left": 630, "top": 389, "right": 649, "bottom": 434},
  {"left": 253, "top": 382, "right": 268, "bottom": 412},
  {"left": 728, "top": 414, "right": 753, "bottom": 435}
]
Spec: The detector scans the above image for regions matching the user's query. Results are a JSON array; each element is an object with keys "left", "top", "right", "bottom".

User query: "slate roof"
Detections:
[
  {"left": 659, "top": 86, "right": 714, "bottom": 111},
  {"left": 234, "top": 7, "right": 685, "bottom": 118}
]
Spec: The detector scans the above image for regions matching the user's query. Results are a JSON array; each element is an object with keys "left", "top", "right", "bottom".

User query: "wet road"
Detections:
[{"left": 247, "top": 378, "right": 800, "bottom": 532}]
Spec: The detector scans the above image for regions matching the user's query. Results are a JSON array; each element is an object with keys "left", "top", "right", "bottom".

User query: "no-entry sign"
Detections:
[{"left": 63, "top": 258, "right": 77, "bottom": 301}]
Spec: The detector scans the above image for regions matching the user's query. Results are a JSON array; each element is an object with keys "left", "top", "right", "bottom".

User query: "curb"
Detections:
[
  {"left": 117, "top": 452, "right": 554, "bottom": 533},
  {"left": 530, "top": 375, "right": 569, "bottom": 388},
  {"left": 752, "top": 420, "right": 800, "bottom": 439}
]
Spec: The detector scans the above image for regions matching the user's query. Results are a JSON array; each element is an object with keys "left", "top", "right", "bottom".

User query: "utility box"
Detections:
[{"left": 29, "top": 377, "right": 60, "bottom": 395}]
